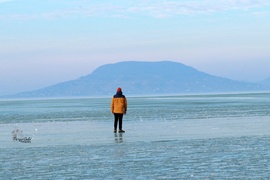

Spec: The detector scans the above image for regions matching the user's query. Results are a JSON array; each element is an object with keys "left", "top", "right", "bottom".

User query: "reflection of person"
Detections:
[
  {"left": 114, "top": 133, "right": 123, "bottom": 143},
  {"left": 111, "top": 87, "right": 127, "bottom": 133}
]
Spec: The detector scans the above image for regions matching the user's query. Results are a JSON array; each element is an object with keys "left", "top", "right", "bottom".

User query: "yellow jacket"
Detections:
[{"left": 111, "top": 93, "right": 127, "bottom": 114}]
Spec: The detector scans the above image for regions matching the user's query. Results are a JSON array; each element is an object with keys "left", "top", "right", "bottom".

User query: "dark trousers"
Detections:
[{"left": 114, "top": 113, "right": 123, "bottom": 130}]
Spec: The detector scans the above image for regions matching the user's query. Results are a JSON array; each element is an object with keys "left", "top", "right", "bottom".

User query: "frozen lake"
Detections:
[{"left": 1, "top": 92, "right": 270, "bottom": 179}]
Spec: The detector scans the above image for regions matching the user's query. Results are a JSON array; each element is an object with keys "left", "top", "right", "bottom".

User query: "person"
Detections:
[{"left": 111, "top": 87, "right": 127, "bottom": 133}]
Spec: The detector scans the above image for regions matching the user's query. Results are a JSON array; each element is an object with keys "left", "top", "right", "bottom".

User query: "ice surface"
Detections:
[
  {"left": 1, "top": 119, "right": 270, "bottom": 179},
  {"left": 1, "top": 116, "right": 270, "bottom": 148},
  {"left": 1, "top": 93, "right": 270, "bottom": 179}
]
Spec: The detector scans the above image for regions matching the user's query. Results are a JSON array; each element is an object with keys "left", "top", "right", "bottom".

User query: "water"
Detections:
[{"left": 1, "top": 92, "right": 270, "bottom": 179}]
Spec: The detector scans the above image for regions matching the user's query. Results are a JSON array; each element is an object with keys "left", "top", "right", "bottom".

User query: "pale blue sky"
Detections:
[{"left": 1, "top": 0, "right": 270, "bottom": 95}]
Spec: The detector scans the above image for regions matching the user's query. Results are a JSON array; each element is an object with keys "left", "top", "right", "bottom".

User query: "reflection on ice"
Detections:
[{"left": 114, "top": 133, "right": 123, "bottom": 143}]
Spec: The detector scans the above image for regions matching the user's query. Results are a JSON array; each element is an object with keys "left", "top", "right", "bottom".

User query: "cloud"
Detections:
[
  {"left": 66, "top": 0, "right": 270, "bottom": 19},
  {"left": 124, "top": 0, "right": 270, "bottom": 17},
  {"left": 0, "top": 0, "right": 12, "bottom": 3},
  {"left": 1, "top": 0, "right": 270, "bottom": 20},
  {"left": 252, "top": 11, "right": 270, "bottom": 17}
]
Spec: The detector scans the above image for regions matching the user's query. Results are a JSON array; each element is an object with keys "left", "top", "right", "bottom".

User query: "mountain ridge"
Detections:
[
  {"left": 260, "top": 76, "right": 270, "bottom": 85},
  {"left": 3, "top": 61, "right": 270, "bottom": 98}
]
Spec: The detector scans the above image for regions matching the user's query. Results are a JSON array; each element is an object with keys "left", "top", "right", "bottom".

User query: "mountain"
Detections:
[
  {"left": 5, "top": 61, "right": 269, "bottom": 98},
  {"left": 259, "top": 77, "right": 270, "bottom": 85}
]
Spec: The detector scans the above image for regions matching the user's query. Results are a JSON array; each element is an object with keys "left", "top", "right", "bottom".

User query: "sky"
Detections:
[{"left": 1, "top": 0, "right": 270, "bottom": 96}]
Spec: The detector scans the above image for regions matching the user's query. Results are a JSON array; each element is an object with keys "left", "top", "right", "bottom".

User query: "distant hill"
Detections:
[
  {"left": 259, "top": 77, "right": 270, "bottom": 85},
  {"left": 4, "top": 61, "right": 270, "bottom": 98}
]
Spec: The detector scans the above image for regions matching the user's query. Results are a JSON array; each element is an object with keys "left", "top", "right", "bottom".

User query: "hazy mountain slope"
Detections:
[
  {"left": 6, "top": 61, "right": 268, "bottom": 98},
  {"left": 259, "top": 77, "right": 270, "bottom": 85}
]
